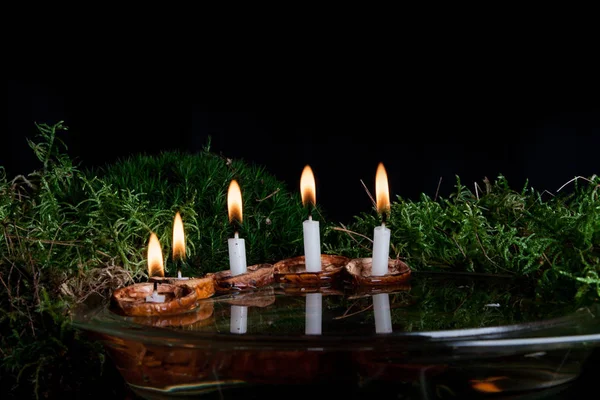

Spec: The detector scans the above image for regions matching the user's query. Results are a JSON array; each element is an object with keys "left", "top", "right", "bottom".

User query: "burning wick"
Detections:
[
  {"left": 301, "top": 165, "right": 321, "bottom": 273},
  {"left": 146, "top": 232, "right": 166, "bottom": 303},
  {"left": 371, "top": 162, "right": 391, "bottom": 276},
  {"left": 227, "top": 180, "right": 247, "bottom": 276},
  {"left": 172, "top": 211, "right": 188, "bottom": 280}
]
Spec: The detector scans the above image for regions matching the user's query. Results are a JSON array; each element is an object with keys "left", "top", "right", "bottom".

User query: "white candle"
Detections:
[
  {"left": 303, "top": 217, "right": 321, "bottom": 272},
  {"left": 373, "top": 293, "right": 392, "bottom": 334},
  {"left": 230, "top": 305, "right": 248, "bottom": 334},
  {"left": 300, "top": 165, "right": 321, "bottom": 272},
  {"left": 371, "top": 162, "right": 391, "bottom": 276},
  {"left": 145, "top": 284, "right": 165, "bottom": 303},
  {"left": 227, "top": 180, "right": 247, "bottom": 276},
  {"left": 371, "top": 224, "right": 391, "bottom": 276},
  {"left": 305, "top": 292, "right": 322, "bottom": 335},
  {"left": 228, "top": 232, "right": 247, "bottom": 276}
]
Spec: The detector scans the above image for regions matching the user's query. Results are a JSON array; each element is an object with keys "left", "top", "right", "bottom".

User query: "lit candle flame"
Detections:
[
  {"left": 147, "top": 232, "right": 165, "bottom": 278},
  {"left": 300, "top": 165, "right": 316, "bottom": 208},
  {"left": 227, "top": 180, "right": 243, "bottom": 224},
  {"left": 375, "top": 162, "right": 390, "bottom": 216},
  {"left": 172, "top": 211, "right": 185, "bottom": 261}
]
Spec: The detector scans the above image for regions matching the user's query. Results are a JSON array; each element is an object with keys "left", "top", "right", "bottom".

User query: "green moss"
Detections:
[{"left": 324, "top": 175, "right": 599, "bottom": 306}]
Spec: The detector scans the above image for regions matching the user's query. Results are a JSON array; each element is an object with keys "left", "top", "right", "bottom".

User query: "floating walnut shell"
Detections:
[
  {"left": 110, "top": 282, "right": 199, "bottom": 317},
  {"left": 208, "top": 263, "right": 274, "bottom": 293},
  {"left": 273, "top": 254, "right": 349, "bottom": 286},
  {"left": 131, "top": 300, "right": 215, "bottom": 328},
  {"left": 164, "top": 276, "right": 216, "bottom": 300},
  {"left": 344, "top": 258, "right": 411, "bottom": 287}
]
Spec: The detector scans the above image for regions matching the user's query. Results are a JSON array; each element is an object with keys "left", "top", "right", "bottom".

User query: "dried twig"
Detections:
[
  {"left": 4, "top": 235, "right": 81, "bottom": 247},
  {"left": 360, "top": 179, "right": 376, "bottom": 208},
  {"left": 256, "top": 188, "right": 280, "bottom": 202},
  {"left": 474, "top": 232, "right": 513, "bottom": 274},
  {"left": 10, "top": 174, "right": 37, "bottom": 190},
  {"left": 334, "top": 300, "right": 373, "bottom": 320},
  {"left": 333, "top": 305, "right": 373, "bottom": 320},
  {"left": 332, "top": 225, "right": 373, "bottom": 244},
  {"left": 556, "top": 176, "right": 594, "bottom": 192},
  {"left": 435, "top": 227, "right": 467, "bottom": 259},
  {"left": 474, "top": 181, "right": 483, "bottom": 200},
  {"left": 434, "top": 176, "right": 442, "bottom": 201},
  {"left": 542, "top": 252, "right": 552, "bottom": 266}
]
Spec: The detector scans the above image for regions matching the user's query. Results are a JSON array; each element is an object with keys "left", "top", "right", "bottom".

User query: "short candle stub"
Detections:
[
  {"left": 173, "top": 258, "right": 189, "bottom": 280},
  {"left": 228, "top": 227, "right": 247, "bottom": 277},
  {"left": 145, "top": 281, "right": 166, "bottom": 303}
]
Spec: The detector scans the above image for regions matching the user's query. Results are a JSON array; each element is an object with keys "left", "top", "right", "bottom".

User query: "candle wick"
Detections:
[
  {"left": 153, "top": 280, "right": 158, "bottom": 292},
  {"left": 234, "top": 231, "right": 239, "bottom": 239},
  {"left": 175, "top": 257, "right": 183, "bottom": 278},
  {"left": 308, "top": 202, "right": 315, "bottom": 220}
]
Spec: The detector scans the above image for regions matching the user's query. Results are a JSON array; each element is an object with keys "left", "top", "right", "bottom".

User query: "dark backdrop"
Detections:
[{"left": 5, "top": 78, "right": 599, "bottom": 223}]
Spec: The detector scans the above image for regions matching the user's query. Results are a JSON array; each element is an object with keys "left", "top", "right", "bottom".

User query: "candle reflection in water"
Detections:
[
  {"left": 305, "top": 293, "right": 322, "bottom": 335},
  {"left": 373, "top": 293, "right": 392, "bottom": 334},
  {"left": 230, "top": 305, "right": 248, "bottom": 334}
]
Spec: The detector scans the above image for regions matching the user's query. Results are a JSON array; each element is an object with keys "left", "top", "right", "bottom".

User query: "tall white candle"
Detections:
[
  {"left": 228, "top": 232, "right": 247, "bottom": 276},
  {"left": 300, "top": 165, "right": 321, "bottom": 272},
  {"left": 371, "top": 224, "right": 391, "bottom": 276},
  {"left": 373, "top": 293, "right": 392, "bottom": 334},
  {"left": 305, "top": 292, "right": 322, "bottom": 335},
  {"left": 303, "top": 218, "right": 321, "bottom": 272},
  {"left": 371, "top": 162, "right": 391, "bottom": 276},
  {"left": 227, "top": 180, "right": 247, "bottom": 276},
  {"left": 230, "top": 305, "right": 248, "bottom": 334}
]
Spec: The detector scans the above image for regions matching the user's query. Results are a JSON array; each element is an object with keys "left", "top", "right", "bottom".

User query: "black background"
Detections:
[{"left": 5, "top": 78, "right": 599, "bottom": 223}]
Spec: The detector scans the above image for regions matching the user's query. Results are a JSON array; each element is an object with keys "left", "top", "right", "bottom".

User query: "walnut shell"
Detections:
[
  {"left": 273, "top": 254, "right": 349, "bottom": 286},
  {"left": 110, "top": 282, "right": 199, "bottom": 317},
  {"left": 208, "top": 263, "right": 274, "bottom": 293},
  {"left": 344, "top": 258, "right": 411, "bottom": 287}
]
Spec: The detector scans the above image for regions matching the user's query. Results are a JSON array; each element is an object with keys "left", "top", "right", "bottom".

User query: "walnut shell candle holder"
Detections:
[
  {"left": 207, "top": 263, "right": 274, "bottom": 293},
  {"left": 273, "top": 254, "right": 350, "bottom": 286},
  {"left": 344, "top": 257, "right": 411, "bottom": 288},
  {"left": 157, "top": 276, "right": 216, "bottom": 300},
  {"left": 110, "top": 282, "right": 200, "bottom": 317}
]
